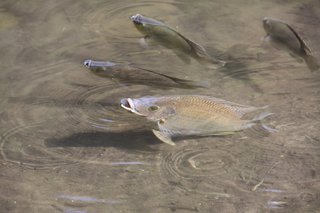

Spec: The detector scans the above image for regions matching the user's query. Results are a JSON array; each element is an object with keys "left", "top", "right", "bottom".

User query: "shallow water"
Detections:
[{"left": 0, "top": 0, "right": 320, "bottom": 212}]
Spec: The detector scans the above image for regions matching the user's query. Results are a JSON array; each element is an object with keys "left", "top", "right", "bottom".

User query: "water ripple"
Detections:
[
  {"left": 0, "top": 123, "right": 100, "bottom": 169},
  {"left": 159, "top": 144, "right": 252, "bottom": 198}
]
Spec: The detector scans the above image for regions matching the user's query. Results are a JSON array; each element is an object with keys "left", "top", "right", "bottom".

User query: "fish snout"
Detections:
[
  {"left": 130, "top": 14, "right": 143, "bottom": 24},
  {"left": 120, "top": 98, "right": 133, "bottom": 111},
  {"left": 83, "top": 59, "right": 92, "bottom": 67},
  {"left": 120, "top": 98, "right": 145, "bottom": 116},
  {"left": 262, "top": 17, "right": 272, "bottom": 31}
]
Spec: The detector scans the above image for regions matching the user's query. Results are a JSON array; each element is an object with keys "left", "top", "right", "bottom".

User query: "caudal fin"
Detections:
[
  {"left": 304, "top": 54, "right": 320, "bottom": 72},
  {"left": 252, "top": 112, "right": 274, "bottom": 122},
  {"left": 250, "top": 112, "right": 277, "bottom": 133}
]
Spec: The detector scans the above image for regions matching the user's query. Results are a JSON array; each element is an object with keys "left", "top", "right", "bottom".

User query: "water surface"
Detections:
[{"left": 0, "top": 0, "right": 320, "bottom": 212}]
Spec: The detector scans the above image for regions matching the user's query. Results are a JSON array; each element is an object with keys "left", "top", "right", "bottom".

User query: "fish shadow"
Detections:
[
  {"left": 208, "top": 44, "right": 265, "bottom": 93},
  {"left": 45, "top": 131, "right": 161, "bottom": 152}
]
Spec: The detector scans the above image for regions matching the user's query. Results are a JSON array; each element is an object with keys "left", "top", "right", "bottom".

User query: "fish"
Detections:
[
  {"left": 130, "top": 14, "right": 226, "bottom": 67},
  {"left": 120, "top": 95, "right": 275, "bottom": 145},
  {"left": 262, "top": 17, "right": 319, "bottom": 72},
  {"left": 83, "top": 59, "right": 209, "bottom": 89}
]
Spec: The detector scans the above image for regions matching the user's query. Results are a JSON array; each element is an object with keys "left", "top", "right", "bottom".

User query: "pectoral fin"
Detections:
[
  {"left": 152, "top": 129, "right": 176, "bottom": 146},
  {"left": 172, "top": 30, "right": 211, "bottom": 58},
  {"left": 139, "top": 36, "right": 150, "bottom": 49}
]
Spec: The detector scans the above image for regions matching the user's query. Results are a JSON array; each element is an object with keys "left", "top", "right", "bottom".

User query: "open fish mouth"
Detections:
[
  {"left": 130, "top": 14, "right": 142, "bottom": 24},
  {"left": 83, "top": 59, "right": 92, "bottom": 67},
  {"left": 120, "top": 98, "right": 143, "bottom": 115}
]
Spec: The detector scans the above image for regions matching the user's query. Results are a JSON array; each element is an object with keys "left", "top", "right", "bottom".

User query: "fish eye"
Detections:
[{"left": 148, "top": 105, "right": 159, "bottom": 111}]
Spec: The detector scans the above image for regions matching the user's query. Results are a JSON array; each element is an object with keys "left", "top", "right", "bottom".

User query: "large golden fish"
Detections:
[{"left": 121, "top": 95, "right": 275, "bottom": 145}]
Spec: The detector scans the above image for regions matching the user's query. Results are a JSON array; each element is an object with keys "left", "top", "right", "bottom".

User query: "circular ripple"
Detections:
[
  {"left": 161, "top": 147, "right": 236, "bottom": 179},
  {"left": 56, "top": 81, "right": 149, "bottom": 132},
  {"left": 159, "top": 141, "right": 287, "bottom": 199},
  {"left": 6, "top": 61, "right": 151, "bottom": 133},
  {"left": 81, "top": 1, "right": 184, "bottom": 40},
  {"left": 0, "top": 123, "right": 103, "bottom": 169},
  {"left": 160, "top": 145, "right": 243, "bottom": 198}
]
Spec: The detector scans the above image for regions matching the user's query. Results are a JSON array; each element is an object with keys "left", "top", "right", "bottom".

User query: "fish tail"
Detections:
[
  {"left": 252, "top": 112, "right": 274, "bottom": 122},
  {"left": 261, "top": 124, "right": 278, "bottom": 133},
  {"left": 249, "top": 112, "right": 277, "bottom": 133},
  {"left": 304, "top": 54, "right": 320, "bottom": 72}
]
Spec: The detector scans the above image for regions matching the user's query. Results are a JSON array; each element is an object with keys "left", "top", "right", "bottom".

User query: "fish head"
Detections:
[
  {"left": 130, "top": 14, "right": 144, "bottom": 25},
  {"left": 121, "top": 97, "right": 170, "bottom": 120},
  {"left": 130, "top": 14, "right": 163, "bottom": 35},
  {"left": 130, "top": 14, "right": 149, "bottom": 34},
  {"left": 263, "top": 17, "right": 289, "bottom": 36},
  {"left": 83, "top": 59, "right": 92, "bottom": 67},
  {"left": 262, "top": 17, "right": 274, "bottom": 35}
]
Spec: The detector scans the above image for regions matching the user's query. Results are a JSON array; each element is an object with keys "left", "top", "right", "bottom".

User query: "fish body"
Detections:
[
  {"left": 83, "top": 60, "right": 208, "bottom": 89},
  {"left": 262, "top": 17, "right": 319, "bottom": 71},
  {"left": 121, "top": 95, "right": 274, "bottom": 145},
  {"left": 130, "top": 14, "right": 225, "bottom": 66}
]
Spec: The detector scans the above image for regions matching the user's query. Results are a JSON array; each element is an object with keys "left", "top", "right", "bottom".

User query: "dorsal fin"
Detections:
[
  {"left": 176, "top": 31, "right": 211, "bottom": 58},
  {"left": 172, "top": 30, "right": 226, "bottom": 65},
  {"left": 285, "top": 23, "right": 312, "bottom": 55},
  {"left": 132, "top": 66, "right": 209, "bottom": 88}
]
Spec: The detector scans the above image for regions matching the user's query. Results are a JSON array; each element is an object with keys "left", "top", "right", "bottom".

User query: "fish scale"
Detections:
[
  {"left": 120, "top": 95, "right": 274, "bottom": 145},
  {"left": 172, "top": 96, "right": 253, "bottom": 119}
]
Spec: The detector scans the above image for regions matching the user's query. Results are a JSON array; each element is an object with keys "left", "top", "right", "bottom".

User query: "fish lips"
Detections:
[
  {"left": 130, "top": 14, "right": 143, "bottom": 24},
  {"left": 120, "top": 98, "right": 144, "bottom": 116},
  {"left": 83, "top": 59, "right": 92, "bottom": 67}
]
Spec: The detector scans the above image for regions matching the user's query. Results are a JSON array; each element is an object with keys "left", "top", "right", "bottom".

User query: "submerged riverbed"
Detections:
[{"left": 0, "top": 0, "right": 319, "bottom": 212}]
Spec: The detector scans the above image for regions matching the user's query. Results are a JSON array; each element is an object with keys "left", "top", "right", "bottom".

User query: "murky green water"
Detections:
[{"left": 0, "top": 0, "right": 320, "bottom": 212}]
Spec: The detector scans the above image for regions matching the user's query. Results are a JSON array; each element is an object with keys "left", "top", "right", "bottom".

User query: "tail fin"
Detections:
[
  {"left": 252, "top": 112, "right": 274, "bottom": 122},
  {"left": 251, "top": 112, "right": 277, "bottom": 133},
  {"left": 304, "top": 54, "right": 320, "bottom": 72}
]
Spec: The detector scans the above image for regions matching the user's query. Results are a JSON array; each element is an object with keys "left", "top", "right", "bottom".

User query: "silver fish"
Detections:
[
  {"left": 83, "top": 59, "right": 209, "bottom": 89},
  {"left": 130, "top": 14, "right": 226, "bottom": 67},
  {"left": 120, "top": 95, "right": 275, "bottom": 145},
  {"left": 263, "top": 17, "right": 319, "bottom": 71}
]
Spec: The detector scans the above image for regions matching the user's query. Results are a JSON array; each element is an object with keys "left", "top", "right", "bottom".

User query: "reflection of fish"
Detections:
[
  {"left": 130, "top": 14, "right": 225, "bottom": 67},
  {"left": 121, "top": 95, "right": 275, "bottom": 145},
  {"left": 263, "top": 17, "right": 319, "bottom": 71},
  {"left": 84, "top": 59, "right": 209, "bottom": 89}
]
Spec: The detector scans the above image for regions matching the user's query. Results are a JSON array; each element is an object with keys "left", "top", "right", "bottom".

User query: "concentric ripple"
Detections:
[
  {"left": 160, "top": 145, "right": 246, "bottom": 198},
  {"left": 0, "top": 123, "right": 103, "bottom": 169},
  {"left": 6, "top": 61, "right": 150, "bottom": 132},
  {"left": 80, "top": 0, "right": 184, "bottom": 40},
  {"left": 159, "top": 139, "right": 290, "bottom": 200},
  {"left": 1, "top": 59, "right": 155, "bottom": 169},
  {"left": 161, "top": 147, "right": 237, "bottom": 179}
]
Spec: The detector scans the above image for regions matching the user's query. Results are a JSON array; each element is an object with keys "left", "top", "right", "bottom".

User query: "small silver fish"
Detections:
[
  {"left": 83, "top": 59, "right": 209, "bottom": 89},
  {"left": 120, "top": 95, "right": 275, "bottom": 145},
  {"left": 130, "top": 14, "right": 226, "bottom": 67},
  {"left": 263, "top": 17, "right": 319, "bottom": 71}
]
